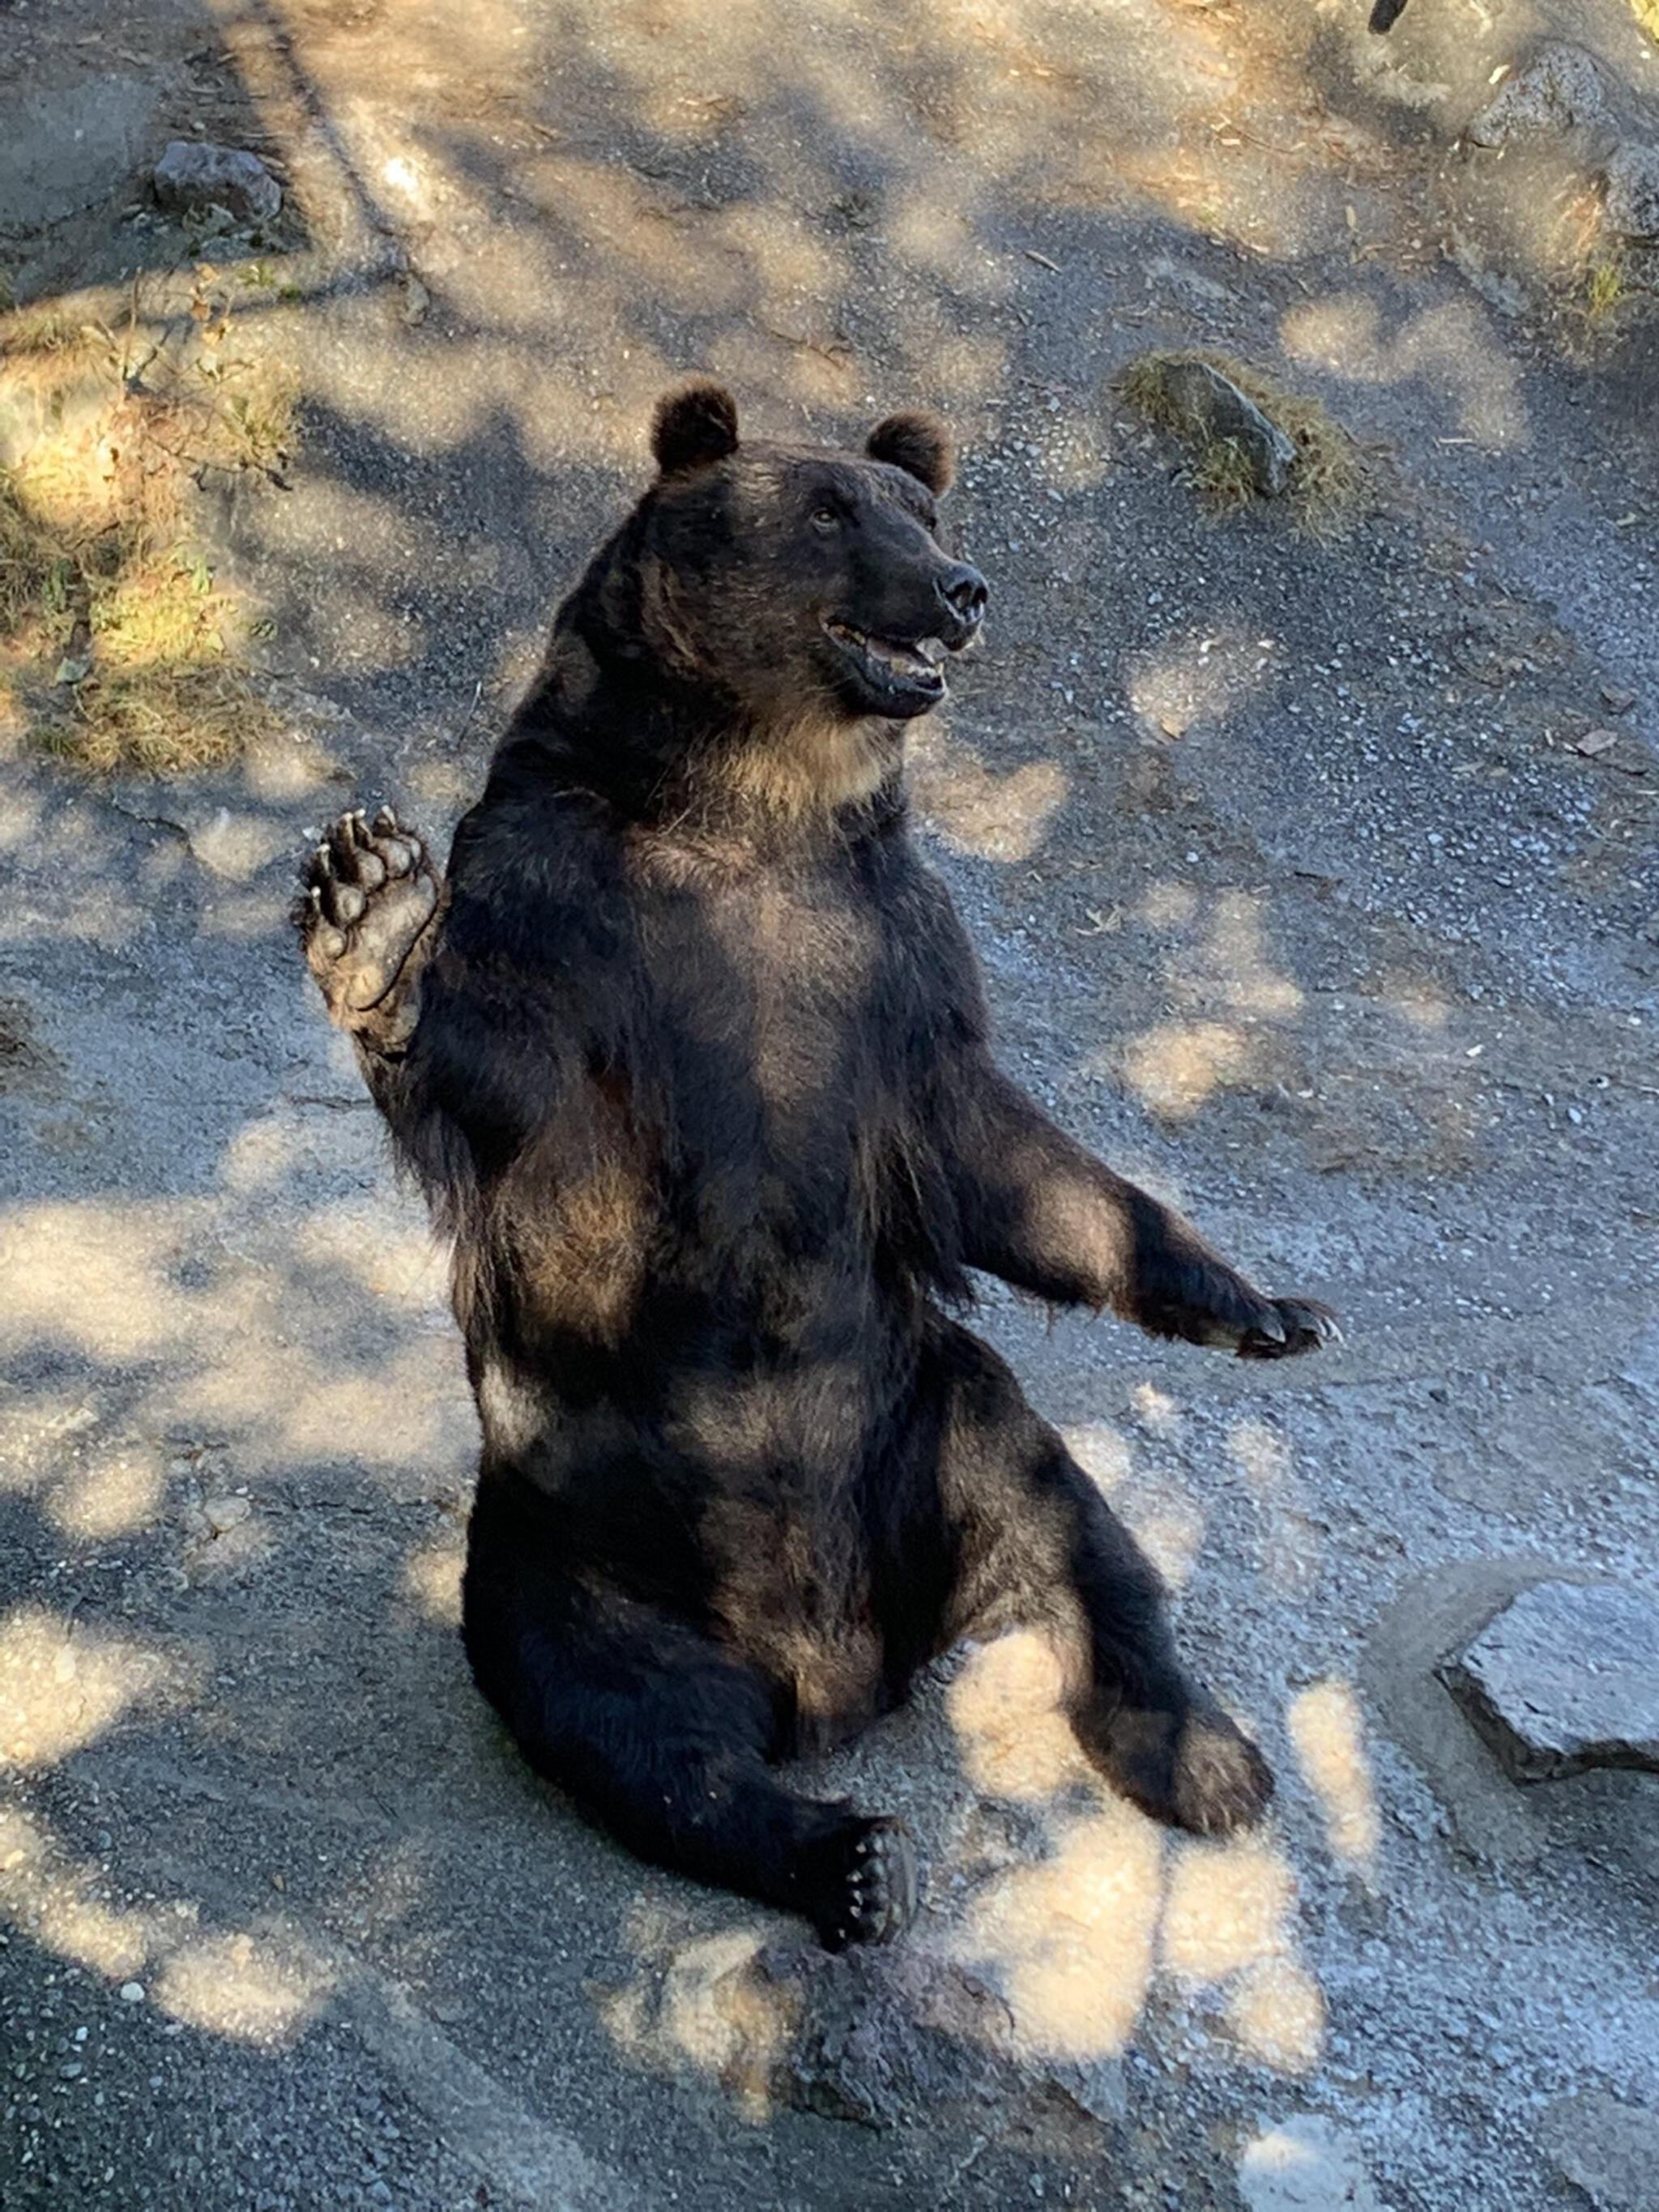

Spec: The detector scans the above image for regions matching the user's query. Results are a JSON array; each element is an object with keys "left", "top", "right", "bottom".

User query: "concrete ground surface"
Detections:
[{"left": 2, "top": 0, "right": 1658, "bottom": 2205}]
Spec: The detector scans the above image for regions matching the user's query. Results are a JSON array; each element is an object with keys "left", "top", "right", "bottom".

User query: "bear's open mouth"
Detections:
[{"left": 824, "top": 620, "right": 950, "bottom": 702}]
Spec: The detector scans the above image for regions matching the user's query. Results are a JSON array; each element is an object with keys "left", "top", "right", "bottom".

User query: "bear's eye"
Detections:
[{"left": 810, "top": 505, "right": 841, "bottom": 531}]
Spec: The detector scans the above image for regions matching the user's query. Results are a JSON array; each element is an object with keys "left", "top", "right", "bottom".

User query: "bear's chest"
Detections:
[{"left": 644, "top": 865, "right": 923, "bottom": 1156}]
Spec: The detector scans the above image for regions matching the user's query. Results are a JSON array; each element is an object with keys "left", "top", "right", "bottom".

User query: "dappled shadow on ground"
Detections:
[{"left": 4, "top": 0, "right": 1659, "bottom": 2196}]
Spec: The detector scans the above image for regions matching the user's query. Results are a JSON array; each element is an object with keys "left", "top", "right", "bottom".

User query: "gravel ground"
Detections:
[{"left": 2, "top": 1, "right": 1657, "bottom": 2206}]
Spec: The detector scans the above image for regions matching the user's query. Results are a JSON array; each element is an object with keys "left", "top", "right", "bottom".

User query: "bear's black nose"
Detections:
[{"left": 936, "top": 563, "right": 988, "bottom": 630}]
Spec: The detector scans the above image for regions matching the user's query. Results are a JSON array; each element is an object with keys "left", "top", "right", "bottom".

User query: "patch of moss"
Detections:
[{"left": 1584, "top": 256, "right": 1628, "bottom": 326}]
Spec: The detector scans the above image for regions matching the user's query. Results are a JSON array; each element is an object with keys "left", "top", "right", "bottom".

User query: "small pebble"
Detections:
[{"left": 118, "top": 1982, "right": 145, "bottom": 2004}]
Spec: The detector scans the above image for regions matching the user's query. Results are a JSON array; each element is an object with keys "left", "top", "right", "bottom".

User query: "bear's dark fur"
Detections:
[{"left": 299, "top": 385, "right": 1337, "bottom": 1947}]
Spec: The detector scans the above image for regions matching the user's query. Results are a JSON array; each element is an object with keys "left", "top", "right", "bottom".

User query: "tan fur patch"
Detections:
[
  {"left": 724, "top": 710, "right": 898, "bottom": 816},
  {"left": 514, "top": 1144, "right": 652, "bottom": 1346}
]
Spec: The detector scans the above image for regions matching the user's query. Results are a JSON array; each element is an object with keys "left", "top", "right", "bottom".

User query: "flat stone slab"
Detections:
[
  {"left": 0, "top": 79, "right": 158, "bottom": 229},
  {"left": 1237, "top": 2116, "right": 1379, "bottom": 2212},
  {"left": 1540, "top": 2091, "right": 1659, "bottom": 2212},
  {"left": 1439, "top": 1581, "right": 1659, "bottom": 1784}
]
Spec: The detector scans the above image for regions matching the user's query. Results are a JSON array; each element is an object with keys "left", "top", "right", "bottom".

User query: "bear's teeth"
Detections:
[
  {"left": 828, "top": 621, "right": 945, "bottom": 683},
  {"left": 873, "top": 640, "right": 936, "bottom": 676}
]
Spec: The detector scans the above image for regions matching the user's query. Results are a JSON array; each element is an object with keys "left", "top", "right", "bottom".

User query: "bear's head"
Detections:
[{"left": 575, "top": 383, "right": 987, "bottom": 811}]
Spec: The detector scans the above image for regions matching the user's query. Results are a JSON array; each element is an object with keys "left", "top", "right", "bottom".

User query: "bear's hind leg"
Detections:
[
  {"left": 463, "top": 1507, "right": 915, "bottom": 1949},
  {"left": 929, "top": 1326, "right": 1273, "bottom": 1837}
]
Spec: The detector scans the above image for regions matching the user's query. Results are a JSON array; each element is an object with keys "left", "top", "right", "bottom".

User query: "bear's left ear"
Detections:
[
  {"left": 865, "top": 411, "right": 954, "bottom": 497},
  {"left": 652, "top": 382, "right": 740, "bottom": 475}
]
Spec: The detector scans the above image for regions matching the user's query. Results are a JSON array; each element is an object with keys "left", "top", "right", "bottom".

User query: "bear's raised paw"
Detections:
[{"left": 299, "top": 807, "right": 441, "bottom": 1046}]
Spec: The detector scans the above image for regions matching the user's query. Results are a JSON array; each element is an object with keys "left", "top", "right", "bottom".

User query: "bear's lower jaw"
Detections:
[{"left": 823, "top": 619, "right": 949, "bottom": 715}]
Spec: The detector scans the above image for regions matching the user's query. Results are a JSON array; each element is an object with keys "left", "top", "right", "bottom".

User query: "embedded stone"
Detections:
[
  {"left": 1467, "top": 45, "right": 1606, "bottom": 149},
  {"left": 153, "top": 141, "right": 282, "bottom": 226},
  {"left": 1604, "top": 144, "right": 1659, "bottom": 241},
  {"left": 1439, "top": 1580, "right": 1659, "bottom": 1783},
  {"left": 1145, "top": 359, "right": 1298, "bottom": 497}
]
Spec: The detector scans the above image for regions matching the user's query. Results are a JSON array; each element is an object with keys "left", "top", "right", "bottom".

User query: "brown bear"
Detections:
[{"left": 298, "top": 383, "right": 1337, "bottom": 1949}]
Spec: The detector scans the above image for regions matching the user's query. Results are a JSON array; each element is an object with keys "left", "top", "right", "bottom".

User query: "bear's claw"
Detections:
[
  {"left": 813, "top": 1815, "right": 918, "bottom": 1951},
  {"left": 1237, "top": 1297, "right": 1342, "bottom": 1362}
]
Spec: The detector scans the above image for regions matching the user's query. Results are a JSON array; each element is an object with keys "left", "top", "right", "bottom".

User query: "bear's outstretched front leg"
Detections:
[
  {"left": 947, "top": 1065, "right": 1339, "bottom": 1360},
  {"left": 928, "top": 1323, "right": 1273, "bottom": 1835},
  {"left": 296, "top": 808, "right": 441, "bottom": 1055}
]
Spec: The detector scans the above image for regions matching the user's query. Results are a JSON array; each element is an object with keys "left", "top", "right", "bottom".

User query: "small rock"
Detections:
[
  {"left": 118, "top": 1983, "right": 145, "bottom": 2004},
  {"left": 1467, "top": 45, "right": 1606, "bottom": 149},
  {"left": 1047, "top": 2054, "right": 1129, "bottom": 2127},
  {"left": 1600, "top": 685, "right": 1637, "bottom": 714},
  {"left": 1141, "top": 359, "right": 1298, "bottom": 496},
  {"left": 1143, "top": 253, "right": 1238, "bottom": 308},
  {"left": 1439, "top": 1579, "right": 1659, "bottom": 1782},
  {"left": 1604, "top": 144, "right": 1659, "bottom": 241},
  {"left": 153, "top": 141, "right": 282, "bottom": 226},
  {"left": 1237, "top": 2116, "right": 1378, "bottom": 2211},
  {"left": 1574, "top": 729, "right": 1620, "bottom": 757},
  {"left": 776, "top": 1946, "right": 1033, "bottom": 2133},
  {"left": 1541, "top": 2090, "right": 1659, "bottom": 2210},
  {"left": 203, "top": 1494, "right": 252, "bottom": 1535}
]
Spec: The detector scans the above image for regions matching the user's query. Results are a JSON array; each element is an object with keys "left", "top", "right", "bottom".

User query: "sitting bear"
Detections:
[{"left": 298, "top": 384, "right": 1337, "bottom": 1949}]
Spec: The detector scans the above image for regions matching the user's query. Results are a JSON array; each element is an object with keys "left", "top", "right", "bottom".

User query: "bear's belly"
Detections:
[
  {"left": 700, "top": 1483, "right": 892, "bottom": 1749},
  {"left": 475, "top": 1332, "right": 915, "bottom": 1639}
]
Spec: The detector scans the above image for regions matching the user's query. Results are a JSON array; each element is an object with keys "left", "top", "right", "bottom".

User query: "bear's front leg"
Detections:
[
  {"left": 297, "top": 808, "right": 441, "bottom": 1054},
  {"left": 947, "top": 1065, "right": 1340, "bottom": 1360},
  {"left": 1121, "top": 1200, "right": 1341, "bottom": 1362}
]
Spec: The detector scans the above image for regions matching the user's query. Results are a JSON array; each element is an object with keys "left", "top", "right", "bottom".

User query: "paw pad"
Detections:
[{"left": 298, "top": 804, "right": 440, "bottom": 1026}]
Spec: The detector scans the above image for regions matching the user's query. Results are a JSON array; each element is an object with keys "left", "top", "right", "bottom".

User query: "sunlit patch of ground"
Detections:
[
  {"left": 0, "top": 1801, "right": 335, "bottom": 2046},
  {"left": 0, "top": 284, "right": 292, "bottom": 774}
]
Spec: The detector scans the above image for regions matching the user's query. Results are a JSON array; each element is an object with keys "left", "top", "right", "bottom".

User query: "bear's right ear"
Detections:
[
  {"left": 651, "top": 382, "right": 740, "bottom": 475},
  {"left": 865, "top": 411, "right": 954, "bottom": 496}
]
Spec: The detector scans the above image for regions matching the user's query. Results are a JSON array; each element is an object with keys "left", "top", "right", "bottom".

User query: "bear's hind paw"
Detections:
[
  {"left": 1094, "top": 1697, "right": 1275, "bottom": 1839},
  {"left": 808, "top": 1815, "right": 918, "bottom": 1951}
]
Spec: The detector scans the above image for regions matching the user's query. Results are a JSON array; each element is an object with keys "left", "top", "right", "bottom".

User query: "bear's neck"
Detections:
[{"left": 506, "top": 621, "right": 906, "bottom": 840}]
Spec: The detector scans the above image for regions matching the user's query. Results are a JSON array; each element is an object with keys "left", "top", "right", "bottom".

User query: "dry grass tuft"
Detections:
[
  {"left": 1120, "top": 350, "right": 1365, "bottom": 536},
  {"left": 1630, "top": 0, "right": 1659, "bottom": 44},
  {"left": 1583, "top": 256, "right": 1629, "bottom": 327},
  {"left": 0, "top": 291, "right": 293, "bottom": 775}
]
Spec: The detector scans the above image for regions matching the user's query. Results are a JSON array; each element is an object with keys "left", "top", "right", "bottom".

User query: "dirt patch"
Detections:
[
  {"left": 0, "top": 997, "right": 56, "bottom": 1096},
  {"left": 0, "top": 276, "right": 293, "bottom": 775}
]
